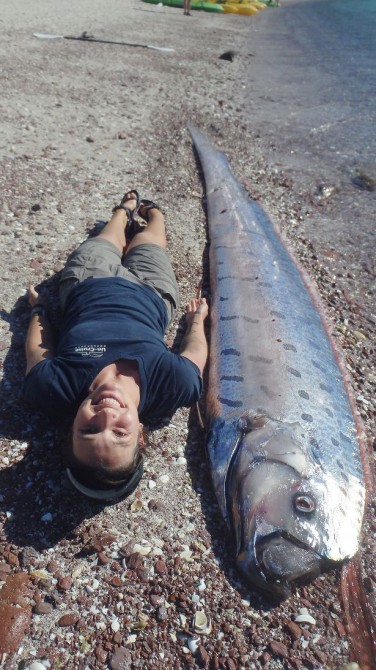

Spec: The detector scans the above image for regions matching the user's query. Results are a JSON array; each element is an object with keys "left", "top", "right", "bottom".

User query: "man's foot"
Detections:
[
  {"left": 138, "top": 199, "right": 162, "bottom": 222},
  {"left": 112, "top": 190, "right": 142, "bottom": 239},
  {"left": 113, "top": 189, "right": 139, "bottom": 217}
]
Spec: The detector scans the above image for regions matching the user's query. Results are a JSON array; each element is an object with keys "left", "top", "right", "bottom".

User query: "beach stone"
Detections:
[
  {"left": 154, "top": 560, "right": 168, "bottom": 575},
  {"left": 46, "top": 560, "right": 59, "bottom": 574},
  {"left": 269, "top": 640, "right": 289, "bottom": 658},
  {"left": 57, "top": 613, "right": 79, "bottom": 627},
  {"left": 314, "top": 650, "right": 327, "bottom": 664},
  {"left": 136, "top": 566, "right": 150, "bottom": 583},
  {"left": 286, "top": 621, "right": 302, "bottom": 640},
  {"left": 20, "top": 546, "right": 39, "bottom": 567},
  {"left": 0, "top": 562, "right": 11, "bottom": 580},
  {"left": 95, "top": 644, "right": 108, "bottom": 663},
  {"left": 198, "top": 645, "right": 210, "bottom": 666},
  {"left": 156, "top": 605, "right": 168, "bottom": 622},
  {"left": 2, "top": 550, "right": 19, "bottom": 567},
  {"left": 150, "top": 594, "right": 164, "bottom": 607},
  {"left": 110, "top": 575, "right": 122, "bottom": 587},
  {"left": 109, "top": 646, "right": 132, "bottom": 670},
  {"left": 0, "top": 602, "right": 32, "bottom": 653},
  {"left": 98, "top": 552, "right": 110, "bottom": 564},
  {"left": 33, "top": 601, "right": 53, "bottom": 615},
  {"left": 0, "top": 572, "right": 33, "bottom": 606},
  {"left": 127, "top": 553, "right": 142, "bottom": 570},
  {"left": 57, "top": 575, "right": 73, "bottom": 591}
]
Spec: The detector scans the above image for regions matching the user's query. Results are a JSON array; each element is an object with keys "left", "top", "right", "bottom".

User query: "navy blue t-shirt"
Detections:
[{"left": 23, "top": 277, "right": 202, "bottom": 423}]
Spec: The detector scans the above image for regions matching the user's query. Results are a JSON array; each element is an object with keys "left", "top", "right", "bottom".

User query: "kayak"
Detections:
[
  {"left": 223, "top": 3, "right": 259, "bottom": 14},
  {"left": 142, "top": 0, "right": 225, "bottom": 12}
]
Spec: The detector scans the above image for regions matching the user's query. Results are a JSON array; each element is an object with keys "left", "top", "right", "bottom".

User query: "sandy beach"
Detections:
[{"left": 0, "top": 1, "right": 374, "bottom": 669}]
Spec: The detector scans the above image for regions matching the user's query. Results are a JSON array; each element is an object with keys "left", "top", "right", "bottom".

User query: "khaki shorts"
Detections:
[{"left": 59, "top": 238, "right": 179, "bottom": 325}]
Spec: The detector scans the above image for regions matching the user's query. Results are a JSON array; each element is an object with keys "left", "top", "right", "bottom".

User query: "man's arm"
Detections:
[
  {"left": 25, "top": 285, "right": 55, "bottom": 375},
  {"left": 180, "top": 297, "right": 209, "bottom": 376}
]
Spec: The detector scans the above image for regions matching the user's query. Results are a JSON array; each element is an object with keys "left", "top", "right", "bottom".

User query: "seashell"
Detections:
[
  {"left": 159, "top": 474, "right": 170, "bottom": 484},
  {"left": 111, "top": 619, "right": 120, "bottom": 633},
  {"left": 130, "top": 499, "right": 143, "bottom": 513},
  {"left": 148, "top": 480, "right": 156, "bottom": 489},
  {"left": 192, "top": 610, "right": 212, "bottom": 635},
  {"left": 187, "top": 636, "right": 200, "bottom": 654},
  {"left": 30, "top": 569, "right": 50, "bottom": 580},
  {"left": 176, "top": 457, "right": 187, "bottom": 465},
  {"left": 133, "top": 544, "right": 152, "bottom": 556},
  {"left": 126, "top": 634, "right": 137, "bottom": 644},
  {"left": 197, "top": 579, "right": 206, "bottom": 592},
  {"left": 295, "top": 613, "right": 316, "bottom": 625},
  {"left": 71, "top": 565, "right": 84, "bottom": 579},
  {"left": 179, "top": 613, "right": 187, "bottom": 626},
  {"left": 179, "top": 548, "right": 193, "bottom": 562},
  {"left": 132, "top": 614, "right": 148, "bottom": 630}
]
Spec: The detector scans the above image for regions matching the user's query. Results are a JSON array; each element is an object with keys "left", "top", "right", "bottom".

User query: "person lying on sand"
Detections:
[{"left": 24, "top": 190, "right": 208, "bottom": 503}]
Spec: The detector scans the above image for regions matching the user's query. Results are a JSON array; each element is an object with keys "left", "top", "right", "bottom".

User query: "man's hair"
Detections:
[{"left": 61, "top": 424, "right": 144, "bottom": 501}]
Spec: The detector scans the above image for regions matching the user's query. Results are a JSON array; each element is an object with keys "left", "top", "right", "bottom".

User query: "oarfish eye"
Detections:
[
  {"left": 237, "top": 416, "right": 253, "bottom": 433},
  {"left": 293, "top": 494, "right": 315, "bottom": 514},
  {"left": 237, "top": 414, "right": 266, "bottom": 433}
]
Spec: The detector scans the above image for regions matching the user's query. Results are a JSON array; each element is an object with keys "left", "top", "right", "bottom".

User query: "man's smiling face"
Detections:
[{"left": 72, "top": 382, "right": 142, "bottom": 470}]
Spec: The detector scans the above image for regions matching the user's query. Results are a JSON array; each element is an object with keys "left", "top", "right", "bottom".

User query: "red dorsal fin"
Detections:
[{"left": 341, "top": 555, "right": 376, "bottom": 670}]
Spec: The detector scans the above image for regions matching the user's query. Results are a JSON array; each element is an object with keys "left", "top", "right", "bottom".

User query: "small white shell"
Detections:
[
  {"left": 295, "top": 614, "right": 316, "bottom": 625},
  {"left": 133, "top": 544, "right": 152, "bottom": 556},
  {"left": 159, "top": 474, "right": 170, "bottom": 484},
  {"left": 130, "top": 499, "right": 143, "bottom": 513},
  {"left": 197, "top": 579, "right": 206, "bottom": 592},
  {"left": 192, "top": 610, "right": 212, "bottom": 635},
  {"left": 111, "top": 620, "right": 120, "bottom": 633},
  {"left": 187, "top": 636, "right": 200, "bottom": 654}
]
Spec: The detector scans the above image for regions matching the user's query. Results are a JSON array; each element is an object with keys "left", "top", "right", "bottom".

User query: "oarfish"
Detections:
[{"left": 189, "top": 125, "right": 367, "bottom": 599}]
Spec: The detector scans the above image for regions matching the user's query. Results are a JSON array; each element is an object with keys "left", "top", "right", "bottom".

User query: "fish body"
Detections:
[{"left": 189, "top": 126, "right": 366, "bottom": 598}]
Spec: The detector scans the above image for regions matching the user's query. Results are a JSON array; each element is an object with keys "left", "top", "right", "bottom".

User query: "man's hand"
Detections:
[
  {"left": 28, "top": 284, "right": 48, "bottom": 308},
  {"left": 25, "top": 284, "right": 54, "bottom": 374},
  {"left": 185, "top": 296, "right": 209, "bottom": 324}
]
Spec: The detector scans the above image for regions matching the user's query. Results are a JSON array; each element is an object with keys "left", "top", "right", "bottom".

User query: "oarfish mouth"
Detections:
[{"left": 237, "top": 532, "right": 323, "bottom": 600}]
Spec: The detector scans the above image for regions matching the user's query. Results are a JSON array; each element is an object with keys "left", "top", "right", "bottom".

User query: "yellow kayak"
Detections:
[{"left": 224, "top": 3, "right": 259, "bottom": 13}]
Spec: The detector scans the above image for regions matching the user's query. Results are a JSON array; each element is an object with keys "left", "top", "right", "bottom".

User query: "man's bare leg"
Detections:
[
  {"left": 97, "top": 191, "right": 138, "bottom": 254},
  {"left": 125, "top": 206, "right": 167, "bottom": 253}
]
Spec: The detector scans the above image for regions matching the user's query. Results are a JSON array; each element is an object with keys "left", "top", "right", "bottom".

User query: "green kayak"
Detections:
[{"left": 142, "top": 0, "right": 224, "bottom": 12}]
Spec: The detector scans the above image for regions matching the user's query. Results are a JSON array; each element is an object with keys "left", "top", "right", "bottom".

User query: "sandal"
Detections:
[
  {"left": 112, "top": 190, "right": 141, "bottom": 238},
  {"left": 138, "top": 199, "right": 161, "bottom": 223}
]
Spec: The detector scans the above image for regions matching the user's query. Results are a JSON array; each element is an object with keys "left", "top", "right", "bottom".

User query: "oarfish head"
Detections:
[{"left": 226, "top": 415, "right": 363, "bottom": 599}]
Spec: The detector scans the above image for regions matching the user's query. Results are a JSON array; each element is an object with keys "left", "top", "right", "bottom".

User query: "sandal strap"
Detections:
[
  {"left": 139, "top": 199, "right": 161, "bottom": 222},
  {"left": 121, "top": 189, "right": 140, "bottom": 208},
  {"left": 112, "top": 204, "right": 132, "bottom": 218}
]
